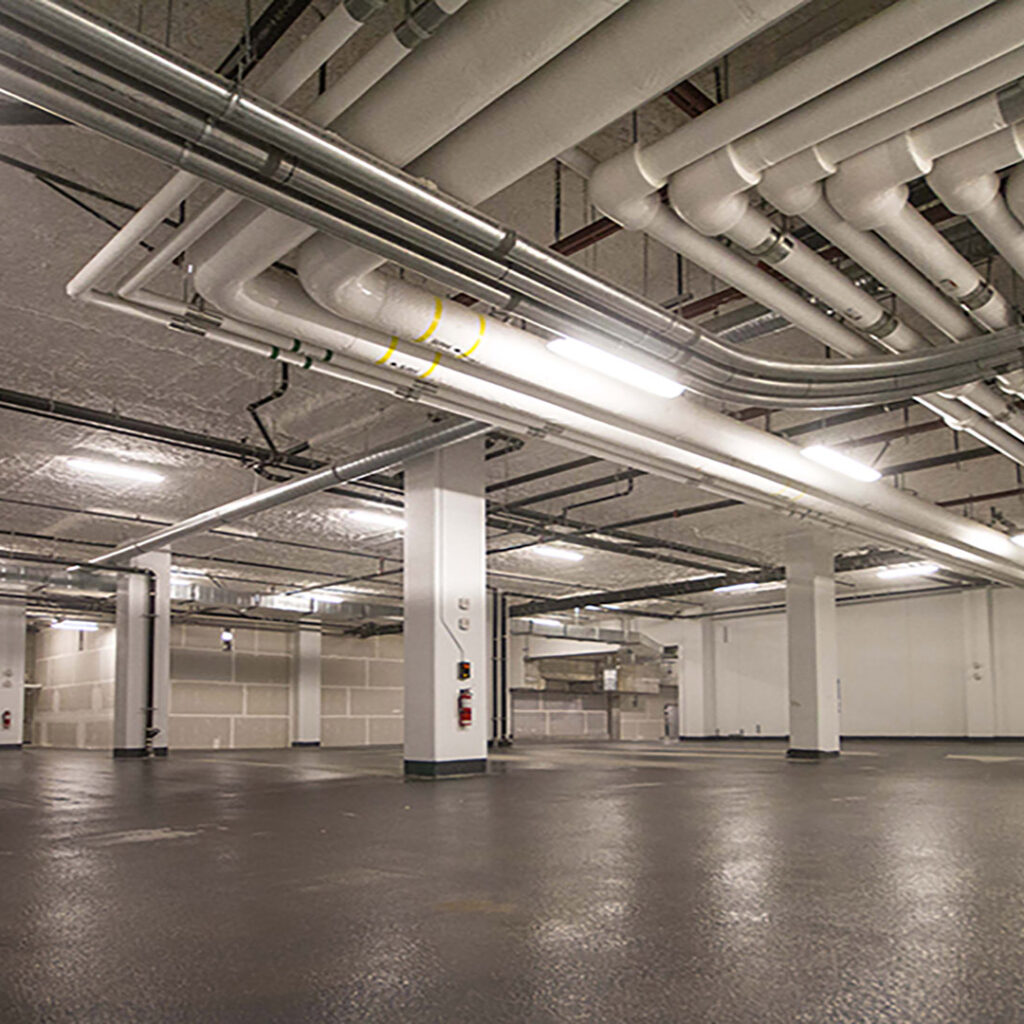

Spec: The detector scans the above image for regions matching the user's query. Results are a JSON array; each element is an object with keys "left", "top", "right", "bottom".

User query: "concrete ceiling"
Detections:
[{"left": 1, "top": 0, "right": 1021, "bottom": 622}]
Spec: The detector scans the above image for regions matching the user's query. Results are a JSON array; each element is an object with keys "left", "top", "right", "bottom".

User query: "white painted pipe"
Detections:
[
  {"left": 590, "top": 0, "right": 1009, "bottom": 218},
  {"left": 826, "top": 132, "right": 1019, "bottom": 332},
  {"left": 124, "top": 270, "right": 1024, "bottom": 587},
  {"left": 763, "top": 50, "right": 1024, "bottom": 197},
  {"left": 1007, "top": 162, "right": 1024, "bottom": 223},
  {"left": 406, "top": 0, "right": 803, "bottom": 206},
  {"left": 669, "top": 76, "right": 1024, "bottom": 242},
  {"left": 194, "top": 0, "right": 630, "bottom": 316},
  {"left": 928, "top": 124, "right": 1024, "bottom": 277},
  {"left": 66, "top": 0, "right": 375, "bottom": 298},
  {"left": 115, "top": 0, "right": 471, "bottom": 300},
  {"left": 677, "top": 160, "right": 1024, "bottom": 456}
]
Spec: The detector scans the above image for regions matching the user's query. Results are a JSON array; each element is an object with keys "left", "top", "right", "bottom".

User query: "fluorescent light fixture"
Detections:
[
  {"left": 713, "top": 580, "right": 785, "bottom": 595},
  {"left": 346, "top": 509, "right": 405, "bottom": 530},
  {"left": 800, "top": 445, "right": 881, "bottom": 483},
  {"left": 1012, "top": 533, "right": 1024, "bottom": 549},
  {"left": 533, "top": 545, "right": 584, "bottom": 562},
  {"left": 547, "top": 336, "right": 686, "bottom": 399},
  {"left": 529, "top": 617, "right": 564, "bottom": 628},
  {"left": 67, "top": 457, "right": 164, "bottom": 484},
  {"left": 877, "top": 562, "right": 939, "bottom": 580},
  {"left": 302, "top": 589, "right": 348, "bottom": 605},
  {"left": 262, "top": 593, "right": 311, "bottom": 612},
  {"left": 51, "top": 619, "right": 98, "bottom": 631}
]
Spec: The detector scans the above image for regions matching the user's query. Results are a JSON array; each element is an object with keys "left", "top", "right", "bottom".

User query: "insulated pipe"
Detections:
[
  {"left": 10, "top": 18, "right": 1018, "bottom": 404},
  {"left": 928, "top": 124, "right": 1024, "bottom": 277},
  {"left": 194, "top": 0, "right": 632, "bottom": 292},
  {"left": 88, "top": 418, "right": 489, "bottom": 566},
  {"left": 406, "top": 0, "right": 804, "bottom": 205},
  {"left": 63, "top": 0, "right": 383, "bottom": 298},
  {"left": 114, "top": 0, "right": 470, "bottom": 300},
  {"left": 668, "top": 76, "right": 1024, "bottom": 249},
  {"left": 19, "top": 28, "right": 1024, "bottom": 580},
  {"left": 590, "top": 0, "right": 1011, "bottom": 218},
  {"left": 675, "top": 179, "right": 1024, "bottom": 455},
  {"left": 755, "top": 179, "right": 1024, "bottom": 442},
  {"left": 78, "top": 280, "right": 1024, "bottom": 588},
  {"left": 762, "top": 51, "right": 1024, "bottom": 199}
]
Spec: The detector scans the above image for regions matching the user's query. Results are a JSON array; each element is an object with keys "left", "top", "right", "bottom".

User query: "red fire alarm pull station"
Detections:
[{"left": 457, "top": 688, "right": 472, "bottom": 727}]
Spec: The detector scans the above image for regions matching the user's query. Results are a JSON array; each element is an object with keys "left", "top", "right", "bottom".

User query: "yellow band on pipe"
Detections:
[
  {"left": 375, "top": 336, "right": 399, "bottom": 364},
  {"left": 418, "top": 351, "right": 442, "bottom": 379},
  {"left": 413, "top": 296, "right": 443, "bottom": 342},
  {"left": 458, "top": 314, "right": 486, "bottom": 359}
]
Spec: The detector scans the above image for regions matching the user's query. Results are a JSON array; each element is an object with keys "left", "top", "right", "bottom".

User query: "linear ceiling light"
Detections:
[
  {"left": 547, "top": 337, "right": 686, "bottom": 399},
  {"left": 51, "top": 619, "right": 99, "bottom": 631},
  {"left": 533, "top": 545, "right": 584, "bottom": 562},
  {"left": 67, "top": 457, "right": 164, "bottom": 484},
  {"left": 528, "top": 617, "right": 564, "bottom": 628},
  {"left": 876, "top": 562, "right": 939, "bottom": 580},
  {"left": 713, "top": 580, "right": 785, "bottom": 594},
  {"left": 800, "top": 445, "right": 881, "bottom": 482}
]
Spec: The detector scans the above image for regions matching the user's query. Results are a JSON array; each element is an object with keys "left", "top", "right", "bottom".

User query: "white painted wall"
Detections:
[{"left": 679, "top": 588, "right": 1024, "bottom": 739}]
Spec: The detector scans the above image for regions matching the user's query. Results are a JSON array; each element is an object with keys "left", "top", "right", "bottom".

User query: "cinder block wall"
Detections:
[
  {"left": 32, "top": 625, "right": 115, "bottom": 749},
  {"left": 511, "top": 687, "right": 675, "bottom": 741},
  {"left": 168, "top": 624, "right": 293, "bottom": 749},
  {"left": 321, "top": 633, "right": 404, "bottom": 747},
  {"left": 512, "top": 691, "right": 609, "bottom": 740}
]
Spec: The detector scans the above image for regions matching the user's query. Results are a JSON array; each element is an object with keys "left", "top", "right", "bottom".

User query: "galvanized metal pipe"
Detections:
[{"left": 88, "top": 419, "right": 488, "bottom": 566}]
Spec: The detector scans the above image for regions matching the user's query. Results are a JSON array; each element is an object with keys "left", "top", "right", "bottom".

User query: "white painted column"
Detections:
[
  {"left": 403, "top": 437, "right": 487, "bottom": 777},
  {"left": 785, "top": 529, "right": 840, "bottom": 759},
  {"left": 0, "top": 598, "right": 26, "bottom": 750},
  {"left": 113, "top": 550, "right": 170, "bottom": 757},
  {"left": 292, "top": 623, "right": 322, "bottom": 747},
  {"left": 680, "top": 618, "right": 717, "bottom": 738},
  {"left": 963, "top": 589, "right": 996, "bottom": 738}
]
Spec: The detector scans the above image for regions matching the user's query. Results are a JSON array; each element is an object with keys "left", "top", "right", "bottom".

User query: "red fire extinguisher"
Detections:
[
  {"left": 1, "top": 710, "right": 11, "bottom": 730},
  {"left": 457, "top": 688, "right": 472, "bottom": 728}
]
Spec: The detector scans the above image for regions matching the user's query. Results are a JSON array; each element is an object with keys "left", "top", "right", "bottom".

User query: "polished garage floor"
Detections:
[{"left": 2, "top": 741, "right": 1024, "bottom": 1023}]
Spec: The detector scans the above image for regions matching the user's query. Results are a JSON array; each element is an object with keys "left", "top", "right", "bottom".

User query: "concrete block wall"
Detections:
[
  {"left": 512, "top": 691, "right": 608, "bottom": 740},
  {"left": 32, "top": 625, "right": 115, "bottom": 749},
  {"left": 321, "top": 632, "right": 404, "bottom": 747},
  {"left": 168, "top": 624, "right": 293, "bottom": 749},
  {"left": 619, "top": 689, "right": 675, "bottom": 741}
]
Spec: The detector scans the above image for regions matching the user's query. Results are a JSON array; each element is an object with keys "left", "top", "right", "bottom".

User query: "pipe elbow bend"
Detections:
[
  {"left": 589, "top": 145, "right": 664, "bottom": 226},
  {"left": 926, "top": 167, "right": 1000, "bottom": 217},
  {"left": 758, "top": 148, "right": 835, "bottom": 216},
  {"left": 1007, "top": 164, "right": 1024, "bottom": 225},
  {"left": 667, "top": 147, "right": 759, "bottom": 237},
  {"left": 826, "top": 135, "right": 930, "bottom": 230}
]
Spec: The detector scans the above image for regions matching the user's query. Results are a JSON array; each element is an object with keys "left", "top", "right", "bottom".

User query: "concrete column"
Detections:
[
  {"left": 292, "top": 623, "right": 322, "bottom": 747},
  {"left": 113, "top": 550, "right": 170, "bottom": 757},
  {"left": 403, "top": 437, "right": 487, "bottom": 777},
  {"left": 963, "top": 589, "right": 996, "bottom": 738},
  {"left": 0, "top": 598, "right": 26, "bottom": 750},
  {"left": 785, "top": 529, "right": 840, "bottom": 759},
  {"left": 680, "top": 618, "right": 717, "bottom": 738}
]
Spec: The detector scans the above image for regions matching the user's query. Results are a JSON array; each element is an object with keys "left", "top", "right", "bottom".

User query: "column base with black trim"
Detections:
[
  {"left": 405, "top": 758, "right": 487, "bottom": 778},
  {"left": 292, "top": 740, "right": 321, "bottom": 748},
  {"left": 786, "top": 748, "right": 840, "bottom": 760}
]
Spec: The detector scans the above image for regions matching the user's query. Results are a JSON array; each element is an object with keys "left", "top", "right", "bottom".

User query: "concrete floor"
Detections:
[{"left": 3, "top": 741, "right": 1024, "bottom": 1023}]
